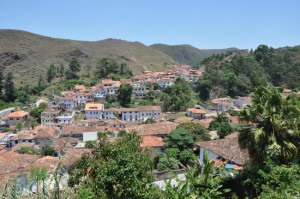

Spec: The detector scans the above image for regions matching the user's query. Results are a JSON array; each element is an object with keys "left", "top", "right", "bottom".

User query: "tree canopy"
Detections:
[
  {"left": 239, "top": 86, "right": 300, "bottom": 166},
  {"left": 68, "top": 132, "right": 156, "bottom": 199}
]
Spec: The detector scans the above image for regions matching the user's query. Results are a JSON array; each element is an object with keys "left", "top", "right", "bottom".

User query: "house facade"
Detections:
[
  {"left": 84, "top": 103, "right": 104, "bottom": 120},
  {"left": 2, "top": 110, "right": 29, "bottom": 126},
  {"left": 120, "top": 106, "right": 162, "bottom": 122},
  {"left": 186, "top": 108, "right": 206, "bottom": 119},
  {"left": 57, "top": 97, "right": 78, "bottom": 110},
  {"left": 41, "top": 108, "right": 61, "bottom": 126},
  {"left": 8, "top": 130, "right": 34, "bottom": 147}
]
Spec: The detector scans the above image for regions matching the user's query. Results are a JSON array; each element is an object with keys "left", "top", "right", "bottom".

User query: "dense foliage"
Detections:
[
  {"left": 117, "top": 83, "right": 133, "bottom": 107},
  {"left": 239, "top": 86, "right": 300, "bottom": 166},
  {"left": 29, "top": 103, "right": 48, "bottom": 123},
  {"left": 178, "top": 121, "right": 211, "bottom": 141},
  {"left": 196, "top": 53, "right": 266, "bottom": 100},
  {"left": 158, "top": 78, "right": 196, "bottom": 111},
  {"left": 95, "top": 57, "right": 132, "bottom": 79},
  {"left": 209, "top": 112, "right": 234, "bottom": 139},
  {"left": 68, "top": 132, "right": 156, "bottom": 199}
]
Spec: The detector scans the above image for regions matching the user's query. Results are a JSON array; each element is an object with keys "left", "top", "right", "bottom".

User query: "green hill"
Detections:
[
  {"left": 150, "top": 43, "right": 239, "bottom": 66},
  {"left": 0, "top": 30, "right": 175, "bottom": 84}
]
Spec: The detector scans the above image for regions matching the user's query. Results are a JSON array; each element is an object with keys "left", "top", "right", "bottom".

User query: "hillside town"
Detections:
[{"left": 0, "top": 64, "right": 256, "bottom": 193}]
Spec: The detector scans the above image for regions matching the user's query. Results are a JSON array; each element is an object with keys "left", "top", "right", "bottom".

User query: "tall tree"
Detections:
[
  {"left": 59, "top": 64, "right": 65, "bottom": 76},
  {"left": 69, "top": 58, "right": 81, "bottom": 72},
  {"left": 4, "top": 72, "right": 16, "bottom": 102},
  {"left": 47, "top": 64, "right": 56, "bottom": 82},
  {"left": 0, "top": 70, "right": 3, "bottom": 100},
  {"left": 118, "top": 83, "right": 133, "bottom": 107},
  {"left": 239, "top": 86, "right": 300, "bottom": 167}
]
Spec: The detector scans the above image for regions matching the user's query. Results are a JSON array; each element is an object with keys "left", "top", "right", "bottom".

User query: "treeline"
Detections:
[
  {"left": 46, "top": 57, "right": 132, "bottom": 83},
  {"left": 196, "top": 45, "right": 300, "bottom": 101},
  {"left": 0, "top": 71, "right": 15, "bottom": 103}
]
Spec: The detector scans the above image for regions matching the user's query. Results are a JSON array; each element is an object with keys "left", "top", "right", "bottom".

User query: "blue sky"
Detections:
[{"left": 1, "top": 0, "right": 299, "bottom": 49}]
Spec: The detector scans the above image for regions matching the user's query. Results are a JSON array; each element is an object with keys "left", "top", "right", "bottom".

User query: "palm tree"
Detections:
[{"left": 239, "top": 86, "right": 300, "bottom": 167}]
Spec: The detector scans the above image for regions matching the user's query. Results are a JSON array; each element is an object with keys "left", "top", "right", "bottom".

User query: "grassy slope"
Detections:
[
  {"left": 150, "top": 43, "right": 239, "bottom": 66},
  {"left": 0, "top": 30, "right": 175, "bottom": 85}
]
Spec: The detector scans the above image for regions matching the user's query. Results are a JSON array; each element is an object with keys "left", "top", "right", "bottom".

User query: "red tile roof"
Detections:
[
  {"left": 5, "top": 110, "right": 28, "bottom": 118},
  {"left": 125, "top": 121, "right": 178, "bottom": 136},
  {"left": 195, "top": 133, "right": 249, "bottom": 165},
  {"left": 10, "top": 130, "right": 34, "bottom": 140},
  {"left": 187, "top": 108, "right": 206, "bottom": 114},
  {"left": 140, "top": 136, "right": 164, "bottom": 147},
  {"left": 34, "top": 125, "right": 58, "bottom": 138}
]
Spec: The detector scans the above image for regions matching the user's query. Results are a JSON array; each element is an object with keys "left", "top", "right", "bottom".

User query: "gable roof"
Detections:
[
  {"left": 140, "top": 136, "right": 164, "bottom": 147},
  {"left": 195, "top": 132, "right": 249, "bottom": 165},
  {"left": 5, "top": 110, "right": 28, "bottom": 118},
  {"left": 187, "top": 108, "right": 206, "bottom": 114},
  {"left": 10, "top": 130, "right": 34, "bottom": 140},
  {"left": 34, "top": 125, "right": 58, "bottom": 138}
]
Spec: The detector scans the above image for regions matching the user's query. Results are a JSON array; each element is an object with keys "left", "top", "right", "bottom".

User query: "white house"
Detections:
[
  {"left": 84, "top": 103, "right": 104, "bottom": 120},
  {"left": 2, "top": 110, "right": 29, "bottom": 126},
  {"left": 131, "top": 83, "right": 150, "bottom": 98},
  {"left": 8, "top": 130, "right": 35, "bottom": 148},
  {"left": 186, "top": 108, "right": 206, "bottom": 119},
  {"left": 91, "top": 87, "right": 107, "bottom": 99},
  {"left": 56, "top": 112, "right": 75, "bottom": 125},
  {"left": 35, "top": 97, "right": 49, "bottom": 108},
  {"left": 103, "top": 108, "right": 119, "bottom": 119},
  {"left": 70, "top": 92, "right": 88, "bottom": 104},
  {"left": 157, "top": 78, "right": 175, "bottom": 88},
  {"left": 57, "top": 97, "right": 78, "bottom": 110},
  {"left": 212, "top": 98, "right": 233, "bottom": 112},
  {"left": 120, "top": 106, "right": 161, "bottom": 122},
  {"left": 41, "top": 108, "right": 61, "bottom": 126},
  {"left": 34, "top": 125, "right": 58, "bottom": 148},
  {"left": 102, "top": 79, "right": 121, "bottom": 95}
]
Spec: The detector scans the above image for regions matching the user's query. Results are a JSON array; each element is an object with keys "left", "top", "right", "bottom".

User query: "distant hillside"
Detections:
[
  {"left": 0, "top": 30, "right": 175, "bottom": 84},
  {"left": 150, "top": 44, "right": 239, "bottom": 66}
]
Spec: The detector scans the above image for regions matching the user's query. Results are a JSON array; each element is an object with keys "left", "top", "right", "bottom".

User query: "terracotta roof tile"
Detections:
[
  {"left": 125, "top": 121, "right": 178, "bottom": 136},
  {"left": 140, "top": 136, "right": 164, "bottom": 147},
  {"left": 10, "top": 130, "right": 34, "bottom": 140},
  {"left": 6, "top": 110, "right": 28, "bottom": 118},
  {"left": 195, "top": 133, "right": 249, "bottom": 165}
]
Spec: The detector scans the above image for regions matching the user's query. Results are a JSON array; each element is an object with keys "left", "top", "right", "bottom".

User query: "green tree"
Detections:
[
  {"left": 65, "top": 69, "right": 78, "bottom": 80},
  {"left": 41, "top": 145, "right": 55, "bottom": 156},
  {"left": 160, "top": 78, "right": 196, "bottom": 111},
  {"left": 59, "top": 64, "right": 65, "bottom": 76},
  {"left": 85, "top": 140, "right": 96, "bottom": 148},
  {"left": 209, "top": 112, "right": 234, "bottom": 139},
  {"left": 178, "top": 121, "right": 211, "bottom": 141},
  {"left": 68, "top": 132, "right": 156, "bottom": 198},
  {"left": 164, "top": 127, "right": 195, "bottom": 151},
  {"left": 118, "top": 83, "right": 133, "bottom": 107},
  {"left": 163, "top": 151, "right": 229, "bottom": 198},
  {"left": 239, "top": 86, "right": 300, "bottom": 167},
  {"left": 76, "top": 187, "right": 95, "bottom": 199},
  {"left": 95, "top": 57, "right": 119, "bottom": 79},
  {"left": 69, "top": 58, "right": 81, "bottom": 72},
  {"left": 30, "top": 103, "right": 48, "bottom": 123},
  {"left": 4, "top": 72, "right": 16, "bottom": 102},
  {"left": 47, "top": 64, "right": 56, "bottom": 82},
  {"left": 17, "top": 90, "right": 30, "bottom": 104},
  {"left": 0, "top": 69, "right": 3, "bottom": 100}
]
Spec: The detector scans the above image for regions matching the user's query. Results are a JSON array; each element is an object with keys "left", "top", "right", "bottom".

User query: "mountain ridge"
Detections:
[{"left": 0, "top": 29, "right": 236, "bottom": 84}]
